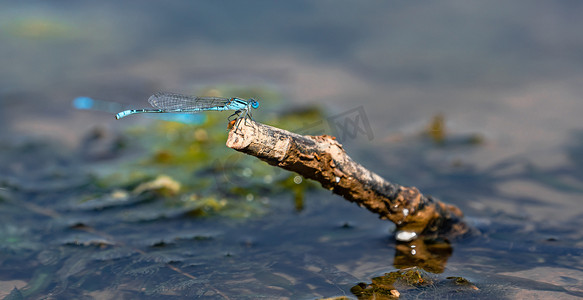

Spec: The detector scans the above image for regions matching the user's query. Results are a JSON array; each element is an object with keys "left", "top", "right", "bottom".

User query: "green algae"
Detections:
[
  {"left": 85, "top": 88, "right": 321, "bottom": 220},
  {"left": 351, "top": 267, "right": 433, "bottom": 299}
]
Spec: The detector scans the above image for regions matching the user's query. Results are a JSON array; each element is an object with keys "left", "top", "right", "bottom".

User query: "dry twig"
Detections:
[{"left": 227, "top": 119, "right": 468, "bottom": 240}]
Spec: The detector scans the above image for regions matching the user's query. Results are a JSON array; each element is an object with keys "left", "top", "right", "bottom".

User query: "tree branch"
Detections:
[{"left": 226, "top": 119, "right": 469, "bottom": 240}]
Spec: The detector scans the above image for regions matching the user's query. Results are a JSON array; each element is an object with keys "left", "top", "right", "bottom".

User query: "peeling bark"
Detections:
[{"left": 226, "top": 119, "right": 468, "bottom": 240}]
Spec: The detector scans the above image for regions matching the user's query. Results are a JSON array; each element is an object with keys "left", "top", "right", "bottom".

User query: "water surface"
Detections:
[{"left": 1, "top": 1, "right": 583, "bottom": 298}]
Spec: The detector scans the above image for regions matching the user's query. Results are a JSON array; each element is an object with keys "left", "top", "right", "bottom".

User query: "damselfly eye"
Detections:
[{"left": 250, "top": 99, "right": 259, "bottom": 109}]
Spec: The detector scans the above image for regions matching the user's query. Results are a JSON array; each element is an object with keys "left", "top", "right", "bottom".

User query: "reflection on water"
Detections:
[
  {"left": 394, "top": 239, "right": 453, "bottom": 274},
  {"left": 1, "top": 1, "right": 583, "bottom": 298}
]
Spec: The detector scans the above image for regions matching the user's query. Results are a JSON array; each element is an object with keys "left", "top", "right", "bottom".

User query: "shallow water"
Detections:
[{"left": 1, "top": 1, "right": 583, "bottom": 299}]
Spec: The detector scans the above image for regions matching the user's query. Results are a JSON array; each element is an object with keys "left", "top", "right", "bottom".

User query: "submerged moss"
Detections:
[
  {"left": 446, "top": 276, "right": 479, "bottom": 290},
  {"left": 132, "top": 175, "right": 181, "bottom": 197},
  {"left": 351, "top": 267, "right": 432, "bottom": 299}
]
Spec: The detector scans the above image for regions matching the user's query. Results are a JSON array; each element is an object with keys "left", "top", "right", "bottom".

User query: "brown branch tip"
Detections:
[{"left": 226, "top": 119, "right": 469, "bottom": 241}]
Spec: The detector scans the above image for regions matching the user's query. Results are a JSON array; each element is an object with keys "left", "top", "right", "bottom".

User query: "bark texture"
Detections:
[{"left": 226, "top": 119, "right": 468, "bottom": 240}]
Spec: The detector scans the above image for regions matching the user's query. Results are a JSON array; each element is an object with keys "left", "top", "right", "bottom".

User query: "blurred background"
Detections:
[
  {"left": 2, "top": 1, "right": 582, "bottom": 155},
  {"left": 1, "top": 1, "right": 583, "bottom": 298}
]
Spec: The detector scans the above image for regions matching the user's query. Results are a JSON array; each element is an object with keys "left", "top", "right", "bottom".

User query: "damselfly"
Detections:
[{"left": 115, "top": 92, "right": 259, "bottom": 125}]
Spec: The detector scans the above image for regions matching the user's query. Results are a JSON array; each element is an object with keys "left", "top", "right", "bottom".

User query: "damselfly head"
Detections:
[{"left": 249, "top": 99, "right": 259, "bottom": 109}]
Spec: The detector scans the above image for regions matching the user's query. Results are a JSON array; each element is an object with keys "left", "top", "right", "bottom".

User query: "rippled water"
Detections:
[{"left": 1, "top": 1, "right": 583, "bottom": 298}]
